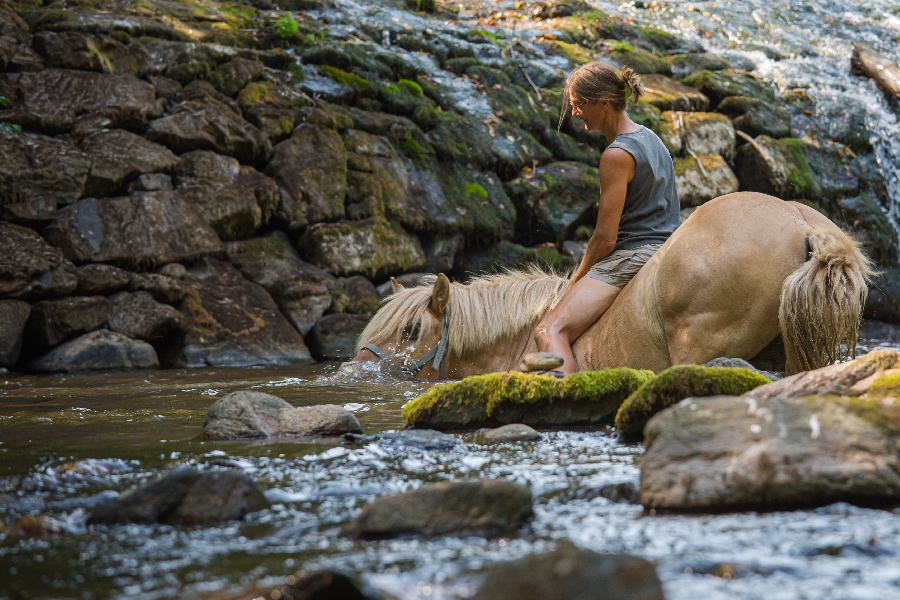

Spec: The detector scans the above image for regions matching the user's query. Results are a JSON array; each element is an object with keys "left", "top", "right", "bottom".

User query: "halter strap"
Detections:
[{"left": 363, "top": 308, "right": 451, "bottom": 379}]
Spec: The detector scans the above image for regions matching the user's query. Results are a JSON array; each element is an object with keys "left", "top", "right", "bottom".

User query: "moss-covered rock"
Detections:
[
  {"left": 639, "top": 74, "right": 709, "bottom": 112},
  {"left": 403, "top": 368, "right": 655, "bottom": 431},
  {"left": 536, "top": 128, "right": 603, "bottom": 166},
  {"left": 830, "top": 192, "right": 896, "bottom": 265},
  {"left": 679, "top": 112, "right": 736, "bottom": 161},
  {"left": 379, "top": 79, "right": 442, "bottom": 130},
  {"left": 301, "top": 43, "right": 394, "bottom": 80},
  {"left": 681, "top": 69, "right": 775, "bottom": 108},
  {"left": 461, "top": 240, "right": 574, "bottom": 276},
  {"left": 670, "top": 53, "right": 731, "bottom": 79},
  {"left": 733, "top": 135, "right": 822, "bottom": 201},
  {"left": 615, "top": 365, "right": 771, "bottom": 441},
  {"left": 716, "top": 96, "right": 792, "bottom": 139},
  {"left": 600, "top": 42, "right": 671, "bottom": 76},
  {"left": 208, "top": 58, "right": 263, "bottom": 98},
  {"left": 674, "top": 153, "right": 739, "bottom": 208},
  {"left": 428, "top": 112, "right": 495, "bottom": 170}
]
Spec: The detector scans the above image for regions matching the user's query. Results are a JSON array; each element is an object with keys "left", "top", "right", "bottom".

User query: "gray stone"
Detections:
[
  {"left": 307, "top": 313, "right": 371, "bottom": 360},
  {"left": 343, "top": 276, "right": 379, "bottom": 315},
  {"left": 0, "top": 197, "right": 57, "bottom": 229},
  {"left": 0, "top": 222, "right": 78, "bottom": 301},
  {"left": 127, "top": 173, "right": 173, "bottom": 194},
  {"left": 29, "top": 330, "right": 159, "bottom": 372},
  {"left": 674, "top": 153, "right": 739, "bottom": 208},
  {"left": 128, "top": 273, "right": 186, "bottom": 304},
  {"left": 75, "top": 264, "right": 132, "bottom": 296},
  {"left": 524, "top": 352, "right": 564, "bottom": 371},
  {"left": 86, "top": 469, "right": 268, "bottom": 526},
  {"left": 208, "top": 58, "right": 264, "bottom": 97},
  {"left": 201, "top": 391, "right": 362, "bottom": 439},
  {"left": 148, "top": 75, "right": 181, "bottom": 101},
  {"left": 108, "top": 291, "right": 182, "bottom": 341},
  {"left": 31, "top": 31, "right": 152, "bottom": 76},
  {"left": 375, "top": 272, "right": 427, "bottom": 298},
  {"left": 25, "top": 296, "right": 109, "bottom": 349},
  {"left": 269, "top": 570, "right": 369, "bottom": 600},
  {"left": 0, "top": 131, "right": 91, "bottom": 206},
  {"left": 341, "top": 479, "right": 533, "bottom": 539},
  {"left": 676, "top": 111, "right": 736, "bottom": 161},
  {"left": 475, "top": 424, "right": 541, "bottom": 444},
  {"left": 733, "top": 135, "right": 802, "bottom": 199},
  {"left": 42, "top": 192, "right": 224, "bottom": 271},
  {"left": 423, "top": 234, "right": 463, "bottom": 274},
  {"left": 0, "top": 300, "right": 30, "bottom": 367},
  {"left": 80, "top": 129, "right": 178, "bottom": 197},
  {"left": 372, "top": 429, "right": 459, "bottom": 451}
]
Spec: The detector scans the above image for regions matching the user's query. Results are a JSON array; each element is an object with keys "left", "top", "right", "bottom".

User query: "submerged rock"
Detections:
[
  {"left": 0, "top": 300, "right": 30, "bottom": 367},
  {"left": 341, "top": 479, "right": 533, "bottom": 539},
  {"left": 87, "top": 469, "right": 269, "bottom": 526},
  {"left": 0, "top": 222, "right": 78, "bottom": 301},
  {"left": 29, "top": 330, "right": 159, "bottom": 372},
  {"left": 202, "top": 390, "right": 362, "bottom": 439},
  {"left": 306, "top": 313, "right": 371, "bottom": 360},
  {"left": 403, "top": 369, "right": 654, "bottom": 431},
  {"left": 475, "top": 424, "right": 541, "bottom": 444}
]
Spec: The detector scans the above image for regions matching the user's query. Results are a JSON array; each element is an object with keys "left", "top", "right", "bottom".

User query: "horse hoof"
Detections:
[
  {"left": 532, "top": 369, "right": 566, "bottom": 379},
  {"left": 523, "top": 352, "right": 565, "bottom": 371}
]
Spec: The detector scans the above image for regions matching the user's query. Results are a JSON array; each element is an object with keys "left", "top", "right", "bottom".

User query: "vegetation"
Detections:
[{"left": 273, "top": 12, "right": 299, "bottom": 39}]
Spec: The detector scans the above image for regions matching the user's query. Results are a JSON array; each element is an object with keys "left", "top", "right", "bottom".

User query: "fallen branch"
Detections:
[
  {"left": 852, "top": 43, "right": 900, "bottom": 99},
  {"left": 735, "top": 130, "right": 771, "bottom": 164}
]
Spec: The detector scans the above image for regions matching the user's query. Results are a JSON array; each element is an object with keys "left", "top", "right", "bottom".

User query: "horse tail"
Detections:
[{"left": 779, "top": 228, "right": 875, "bottom": 374}]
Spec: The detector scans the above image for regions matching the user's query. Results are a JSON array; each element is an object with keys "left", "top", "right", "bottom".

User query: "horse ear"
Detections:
[
  {"left": 390, "top": 277, "right": 404, "bottom": 294},
  {"left": 430, "top": 273, "right": 451, "bottom": 317}
]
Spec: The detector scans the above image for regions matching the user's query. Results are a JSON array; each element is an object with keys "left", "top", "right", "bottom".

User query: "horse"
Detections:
[{"left": 352, "top": 192, "right": 873, "bottom": 379}]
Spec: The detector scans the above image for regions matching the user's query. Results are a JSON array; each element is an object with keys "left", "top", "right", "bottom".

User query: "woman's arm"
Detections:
[{"left": 568, "top": 147, "right": 636, "bottom": 286}]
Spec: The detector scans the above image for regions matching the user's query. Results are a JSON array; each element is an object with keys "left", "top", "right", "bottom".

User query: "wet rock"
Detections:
[
  {"left": 145, "top": 85, "right": 271, "bottom": 167},
  {"left": 717, "top": 96, "right": 792, "bottom": 139},
  {"left": 108, "top": 291, "right": 182, "bottom": 342},
  {"left": 31, "top": 31, "right": 152, "bottom": 76},
  {"left": 175, "top": 258, "right": 313, "bottom": 367},
  {"left": 0, "top": 197, "right": 57, "bottom": 229},
  {"left": 671, "top": 52, "right": 731, "bottom": 79},
  {"left": 461, "top": 240, "right": 574, "bottom": 276},
  {"left": 299, "top": 218, "right": 425, "bottom": 279},
  {"left": 0, "top": 222, "right": 78, "bottom": 300},
  {"left": 601, "top": 44, "right": 671, "bottom": 76},
  {"left": 674, "top": 154, "right": 739, "bottom": 208},
  {"left": 852, "top": 43, "right": 900, "bottom": 100},
  {"left": 87, "top": 469, "right": 269, "bottom": 526},
  {"left": 866, "top": 267, "right": 900, "bottom": 324},
  {"left": 614, "top": 365, "right": 770, "bottom": 441},
  {"left": 733, "top": 136, "right": 821, "bottom": 201},
  {"left": 681, "top": 69, "right": 775, "bottom": 108},
  {"left": 128, "top": 273, "right": 187, "bottom": 304},
  {"left": 225, "top": 233, "right": 334, "bottom": 336},
  {"left": 0, "top": 300, "right": 30, "bottom": 367},
  {"left": 80, "top": 129, "right": 179, "bottom": 198},
  {"left": 202, "top": 390, "right": 362, "bottom": 439},
  {"left": 0, "top": 69, "right": 158, "bottom": 134},
  {"left": 505, "top": 161, "right": 600, "bottom": 245},
  {"left": 341, "top": 479, "right": 533, "bottom": 539},
  {"left": 29, "top": 330, "right": 159, "bottom": 372},
  {"left": 371, "top": 429, "right": 459, "bottom": 450},
  {"left": 343, "top": 276, "right": 380, "bottom": 315},
  {"left": 42, "top": 192, "right": 224, "bottom": 271},
  {"left": 24, "top": 296, "right": 109, "bottom": 350},
  {"left": 524, "top": 352, "right": 565, "bottom": 371},
  {"left": 266, "top": 570, "right": 372, "bottom": 600},
  {"left": 144, "top": 41, "right": 241, "bottom": 84},
  {"left": 5, "top": 515, "right": 64, "bottom": 538},
  {"left": 640, "top": 74, "right": 709, "bottom": 111},
  {"left": 830, "top": 192, "right": 896, "bottom": 265},
  {"left": 174, "top": 150, "right": 278, "bottom": 241},
  {"left": 475, "top": 424, "right": 541, "bottom": 444},
  {"left": 0, "top": 131, "right": 91, "bottom": 206},
  {"left": 307, "top": 313, "right": 371, "bottom": 360},
  {"left": 265, "top": 123, "right": 348, "bottom": 230},
  {"left": 640, "top": 395, "right": 900, "bottom": 511},
  {"left": 675, "top": 111, "right": 736, "bottom": 161},
  {"left": 208, "top": 58, "right": 264, "bottom": 98},
  {"left": 404, "top": 369, "right": 654, "bottom": 430},
  {"left": 471, "top": 541, "right": 664, "bottom": 600}
]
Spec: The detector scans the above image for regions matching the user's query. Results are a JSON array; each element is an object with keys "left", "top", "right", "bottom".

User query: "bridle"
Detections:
[{"left": 362, "top": 308, "right": 451, "bottom": 379}]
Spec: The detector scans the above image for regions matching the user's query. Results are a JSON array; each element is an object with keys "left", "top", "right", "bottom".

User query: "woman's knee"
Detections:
[{"left": 533, "top": 316, "right": 567, "bottom": 345}]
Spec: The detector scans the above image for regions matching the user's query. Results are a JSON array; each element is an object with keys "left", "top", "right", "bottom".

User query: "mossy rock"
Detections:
[
  {"left": 831, "top": 192, "right": 896, "bottom": 265},
  {"left": 681, "top": 69, "right": 775, "bottom": 108},
  {"left": 601, "top": 45, "right": 672, "bottom": 76},
  {"left": 491, "top": 121, "right": 553, "bottom": 180},
  {"left": 461, "top": 240, "right": 574, "bottom": 276},
  {"left": 301, "top": 43, "right": 395, "bottom": 80},
  {"left": 379, "top": 80, "right": 442, "bottom": 130},
  {"left": 614, "top": 365, "right": 771, "bottom": 441},
  {"left": 535, "top": 127, "right": 602, "bottom": 166},
  {"left": 639, "top": 74, "right": 709, "bottom": 112},
  {"left": 627, "top": 102, "right": 662, "bottom": 131},
  {"left": 550, "top": 40, "right": 594, "bottom": 65},
  {"left": 403, "top": 368, "right": 655, "bottom": 431},
  {"left": 428, "top": 112, "right": 495, "bottom": 170},
  {"left": 468, "top": 66, "right": 547, "bottom": 134},
  {"left": 445, "top": 57, "right": 481, "bottom": 73},
  {"left": 435, "top": 163, "right": 517, "bottom": 240},
  {"left": 733, "top": 135, "right": 822, "bottom": 201},
  {"left": 716, "top": 95, "right": 791, "bottom": 139},
  {"left": 319, "top": 65, "right": 377, "bottom": 101},
  {"left": 670, "top": 52, "right": 731, "bottom": 79},
  {"left": 295, "top": 103, "right": 355, "bottom": 133}
]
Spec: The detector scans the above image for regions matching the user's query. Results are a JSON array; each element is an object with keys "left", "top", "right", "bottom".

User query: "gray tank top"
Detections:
[{"left": 606, "top": 126, "right": 680, "bottom": 251}]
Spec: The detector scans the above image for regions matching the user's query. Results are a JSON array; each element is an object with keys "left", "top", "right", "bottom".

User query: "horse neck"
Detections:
[{"left": 448, "top": 319, "right": 540, "bottom": 378}]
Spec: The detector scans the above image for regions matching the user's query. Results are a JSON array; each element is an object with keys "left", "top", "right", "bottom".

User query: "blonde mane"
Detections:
[{"left": 357, "top": 267, "right": 569, "bottom": 356}]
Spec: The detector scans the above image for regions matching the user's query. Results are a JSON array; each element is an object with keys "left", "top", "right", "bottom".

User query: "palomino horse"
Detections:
[{"left": 353, "top": 193, "right": 873, "bottom": 378}]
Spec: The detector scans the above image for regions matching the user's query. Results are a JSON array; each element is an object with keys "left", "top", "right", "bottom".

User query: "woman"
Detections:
[{"left": 532, "top": 61, "right": 681, "bottom": 375}]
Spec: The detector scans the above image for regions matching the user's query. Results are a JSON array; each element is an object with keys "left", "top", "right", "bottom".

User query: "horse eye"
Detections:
[{"left": 402, "top": 323, "right": 420, "bottom": 339}]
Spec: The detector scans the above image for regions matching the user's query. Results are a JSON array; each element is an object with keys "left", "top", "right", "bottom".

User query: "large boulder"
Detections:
[
  {"left": 225, "top": 234, "right": 334, "bottom": 336},
  {"left": 306, "top": 313, "right": 371, "bottom": 360},
  {"left": 717, "top": 96, "right": 792, "bottom": 139},
  {"left": 674, "top": 154, "right": 739, "bottom": 207},
  {"left": 108, "top": 291, "right": 182, "bottom": 342},
  {"left": 639, "top": 74, "right": 709, "bottom": 111},
  {"left": 29, "top": 330, "right": 159, "bottom": 372},
  {"left": 173, "top": 151, "right": 278, "bottom": 241},
  {"left": 265, "top": 123, "right": 348, "bottom": 230},
  {"left": 128, "top": 273, "right": 187, "bottom": 304},
  {"left": 0, "top": 131, "right": 91, "bottom": 206},
  {"left": 87, "top": 469, "right": 268, "bottom": 526},
  {"left": 733, "top": 136, "right": 821, "bottom": 201},
  {"left": 681, "top": 69, "right": 776, "bottom": 109},
  {"left": 262, "top": 570, "right": 371, "bottom": 600},
  {"left": 208, "top": 57, "right": 264, "bottom": 97},
  {"left": 0, "top": 69, "right": 158, "bottom": 134},
  {"left": 461, "top": 240, "right": 574, "bottom": 277},
  {"left": 30, "top": 31, "right": 152, "bottom": 76},
  {"left": 80, "top": 129, "right": 178, "bottom": 198},
  {"left": 42, "top": 192, "right": 224, "bottom": 271},
  {"left": 24, "top": 296, "right": 109, "bottom": 350},
  {"left": 666, "top": 111, "right": 736, "bottom": 161},
  {"left": 201, "top": 390, "right": 362, "bottom": 439},
  {"left": 174, "top": 258, "right": 313, "bottom": 367},
  {"left": 0, "top": 300, "right": 30, "bottom": 367},
  {"left": 0, "top": 222, "right": 78, "bottom": 300},
  {"left": 298, "top": 218, "right": 425, "bottom": 279},
  {"left": 341, "top": 479, "right": 533, "bottom": 539}
]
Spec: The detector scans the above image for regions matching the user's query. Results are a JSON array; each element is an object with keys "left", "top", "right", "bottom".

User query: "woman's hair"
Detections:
[{"left": 559, "top": 61, "right": 644, "bottom": 129}]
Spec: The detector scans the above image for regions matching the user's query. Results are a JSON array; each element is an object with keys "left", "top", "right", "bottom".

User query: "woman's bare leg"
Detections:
[{"left": 533, "top": 277, "right": 621, "bottom": 374}]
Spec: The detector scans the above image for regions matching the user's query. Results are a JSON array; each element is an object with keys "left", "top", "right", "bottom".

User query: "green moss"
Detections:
[
  {"left": 614, "top": 365, "right": 771, "bottom": 441},
  {"left": 398, "top": 79, "right": 423, "bottom": 96},
  {"left": 552, "top": 40, "right": 593, "bottom": 65},
  {"left": 226, "top": 236, "right": 286, "bottom": 263},
  {"left": 781, "top": 138, "right": 823, "bottom": 200},
  {"left": 466, "top": 183, "right": 488, "bottom": 199},
  {"left": 237, "top": 82, "right": 273, "bottom": 110},
  {"left": 609, "top": 40, "right": 633, "bottom": 52},
  {"left": 682, "top": 69, "right": 775, "bottom": 107},
  {"left": 320, "top": 64, "right": 370, "bottom": 89}
]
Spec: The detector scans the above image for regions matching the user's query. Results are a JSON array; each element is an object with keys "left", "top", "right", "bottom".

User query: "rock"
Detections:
[
  {"left": 343, "top": 276, "right": 380, "bottom": 315},
  {"left": 87, "top": 469, "right": 268, "bottom": 526},
  {"left": 375, "top": 272, "right": 427, "bottom": 298},
  {"left": 225, "top": 233, "right": 334, "bottom": 336},
  {"left": 5, "top": 516, "right": 64, "bottom": 538},
  {"left": 601, "top": 44, "right": 672, "bottom": 76},
  {"left": 681, "top": 69, "right": 776, "bottom": 108},
  {"left": 475, "top": 424, "right": 541, "bottom": 444},
  {"left": 0, "top": 300, "right": 30, "bottom": 367},
  {"left": 505, "top": 162, "right": 600, "bottom": 245},
  {"left": 370, "top": 429, "right": 460, "bottom": 450},
  {"left": 175, "top": 258, "right": 313, "bottom": 367},
  {"left": 144, "top": 41, "right": 241, "bottom": 83},
  {"left": 403, "top": 369, "right": 654, "bottom": 430},
  {"left": 31, "top": 31, "right": 152, "bottom": 76},
  {"left": 127, "top": 173, "right": 173, "bottom": 194},
  {"left": 461, "top": 240, "right": 574, "bottom": 277},
  {"left": 640, "top": 395, "right": 900, "bottom": 511},
  {"left": 265, "top": 123, "right": 348, "bottom": 230},
  {"left": 674, "top": 153, "right": 739, "bottom": 208},
  {"left": 0, "top": 69, "right": 158, "bottom": 134},
  {"left": 24, "top": 296, "right": 109, "bottom": 350},
  {"left": 299, "top": 218, "right": 425, "bottom": 279},
  {"left": 614, "top": 365, "right": 770, "bottom": 441},
  {"left": 341, "top": 479, "right": 533, "bottom": 539},
  {"left": 174, "top": 150, "right": 279, "bottom": 241},
  {"left": 201, "top": 390, "right": 362, "bottom": 439},
  {"left": 42, "top": 192, "right": 224, "bottom": 271},
  {"left": 675, "top": 111, "right": 736, "bottom": 161},
  {"left": 866, "top": 267, "right": 900, "bottom": 324},
  {"left": 639, "top": 74, "right": 709, "bottom": 111},
  {"left": 717, "top": 96, "right": 792, "bottom": 139},
  {"left": 671, "top": 52, "right": 731, "bottom": 79},
  {"left": 208, "top": 58, "right": 264, "bottom": 97},
  {"left": 264, "top": 570, "right": 371, "bottom": 600},
  {"left": 852, "top": 43, "right": 900, "bottom": 99},
  {"left": 0, "top": 222, "right": 78, "bottom": 300},
  {"left": 29, "top": 330, "right": 159, "bottom": 372},
  {"left": 830, "top": 192, "right": 896, "bottom": 264},
  {"left": 0, "top": 131, "right": 91, "bottom": 206},
  {"left": 145, "top": 87, "right": 271, "bottom": 167},
  {"left": 148, "top": 75, "right": 182, "bottom": 102},
  {"left": 0, "top": 197, "right": 57, "bottom": 229},
  {"left": 307, "top": 313, "right": 371, "bottom": 360},
  {"left": 524, "top": 352, "right": 565, "bottom": 371},
  {"left": 733, "top": 136, "right": 821, "bottom": 201},
  {"left": 128, "top": 273, "right": 186, "bottom": 304},
  {"left": 471, "top": 542, "right": 664, "bottom": 600},
  {"left": 423, "top": 234, "right": 463, "bottom": 274},
  {"left": 108, "top": 292, "right": 182, "bottom": 342},
  {"left": 79, "top": 129, "right": 178, "bottom": 198}
]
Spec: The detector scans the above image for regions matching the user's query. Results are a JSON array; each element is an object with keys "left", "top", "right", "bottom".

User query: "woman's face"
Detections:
[{"left": 569, "top": 93, "right": 609, "bottom": 131}]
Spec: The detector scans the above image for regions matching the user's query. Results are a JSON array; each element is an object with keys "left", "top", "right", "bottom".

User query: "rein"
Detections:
[{"left": 362, "top": 308, "right": 451, "bottom": 379}]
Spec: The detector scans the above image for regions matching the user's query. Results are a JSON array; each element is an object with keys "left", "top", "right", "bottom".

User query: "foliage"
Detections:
[
  {"left": 609, "top": 39, "right": 633, "bottom": 52},
  {"left": 273, "top": 12, "right": 299, "bottom": 39}
]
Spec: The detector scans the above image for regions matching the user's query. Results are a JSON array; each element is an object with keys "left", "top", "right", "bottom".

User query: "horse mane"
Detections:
[{"left": 356, "top": 266, "right": 569, "bottom": 356}]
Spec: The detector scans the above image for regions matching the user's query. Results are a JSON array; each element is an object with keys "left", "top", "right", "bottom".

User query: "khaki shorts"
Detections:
[{"left": 585, "top": 244, "right": 661, "bottom": 288}]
